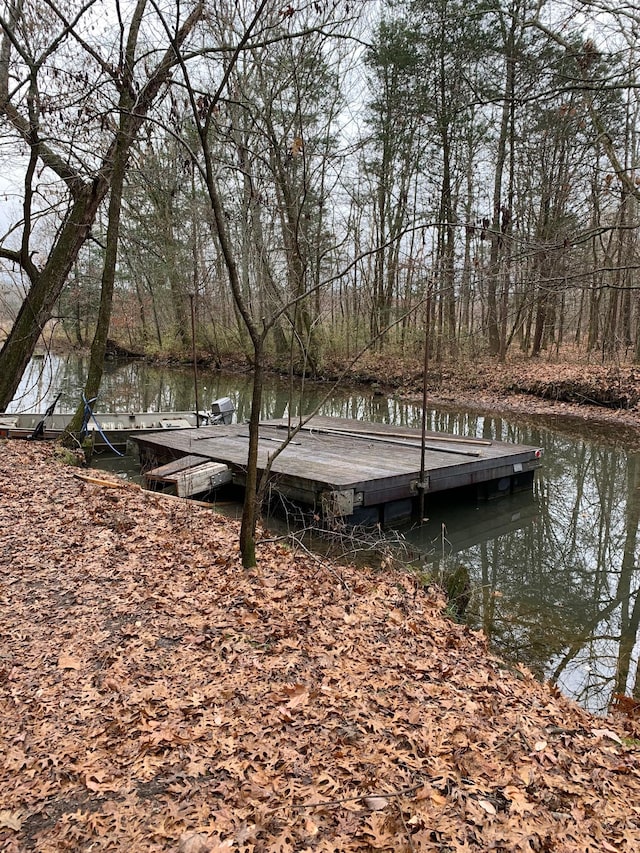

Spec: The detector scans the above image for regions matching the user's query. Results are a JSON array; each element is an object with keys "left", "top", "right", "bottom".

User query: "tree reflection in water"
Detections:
[
  {"left": 10, "top": 355, "right": 640, "bottom": 714},
  {"left": 403, "top": 416, "right": 640, "bottom": 714}
]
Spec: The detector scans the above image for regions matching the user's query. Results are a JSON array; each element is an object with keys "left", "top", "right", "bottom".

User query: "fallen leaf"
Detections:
[
  {"left": 178, "top": 833, "right": 213, "bottom": 853},
  {"left": 303, "top": 816, "right": 319, "bottom": 837},
  {"left": 363, "top": 796, "right": 389, "bottom": 810},
  {"left": 592, "top": 728, "right": 623, "bottom": 745},
  {"left": 477, "top": 798, "right": 497, "bottom": 815},
  {"left": 429, "top": 791, "right": 448, "bottom": 806},
  {"left": 388, "top": 609, "right": 405, "bottom": 625},
  {"left": 503, "top": 785, "right": 536, "bottom": 814},
  {"left": 84, "top": 771, "right": 119, "bottom": 793},
  {"left": 0, "top": 810, "right": 22, "bottom": 831},
  {"left": 275, "top": 683, "right": 310, "bottom": 709},
  {"left": 57, "top": 653, "right": 82, "bottom": 670}
]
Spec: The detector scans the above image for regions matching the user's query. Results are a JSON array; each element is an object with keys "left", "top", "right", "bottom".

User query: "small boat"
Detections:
[{"left": 0, "top": 397, "right": 235, "bottom": 451}]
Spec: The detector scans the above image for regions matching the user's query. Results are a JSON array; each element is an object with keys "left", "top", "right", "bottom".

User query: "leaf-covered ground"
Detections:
[
  {"left": 1, "top": 441, "right": 639, "bottom": 852},
  {"left": 324, "top": 352, "right": 640, "bottom": 438}
]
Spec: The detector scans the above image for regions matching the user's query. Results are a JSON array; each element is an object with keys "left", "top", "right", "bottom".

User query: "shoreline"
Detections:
[
  {"left": 186, "top": 352, "right": 640, "bottom": 444},
  {"left": 1, "top": 440, "right": 639, "bottom": 850},
  {"left": 19, "top": 344, "right": 640, "bottom": 444}
]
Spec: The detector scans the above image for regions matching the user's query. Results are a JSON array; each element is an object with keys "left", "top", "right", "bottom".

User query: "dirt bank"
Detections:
[
  {"left": 217, "top": 350, "right": 640, "bottom": 440},
  {"left": 1, "top": 441, "right": 639, "bottom": 851},
  {"left": 338, "top": 354, "right": 640, "bottom": 431}
]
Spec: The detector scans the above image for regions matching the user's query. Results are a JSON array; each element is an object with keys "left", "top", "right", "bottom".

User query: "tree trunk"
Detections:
[
  {"left": 0, "top": 0, "right": 204, "bottom": 410},
  {"left": 239, "top": 350, "right": 263, "bottom": 568},
  {"left": 487, "top": 15, "right": 516, "bottom": 357},
  {"left": 64, "top": 128, "right": 132, "bottom": 438},
  {"left": 0, "top": 184, "right": 107, "bottom": 410}
]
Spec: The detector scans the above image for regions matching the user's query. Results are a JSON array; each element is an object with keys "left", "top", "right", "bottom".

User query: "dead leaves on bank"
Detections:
[
  {"left": 501, "top": 363, "right": 640, "bottom": 410},
  {"left": 1, "top": 441, "right": 639, "bottom": 851}
]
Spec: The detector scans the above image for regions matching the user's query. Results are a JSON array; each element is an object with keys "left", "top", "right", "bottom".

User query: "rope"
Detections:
[{"left": 81, "top": 394, "right": 124, "bottom": 456}]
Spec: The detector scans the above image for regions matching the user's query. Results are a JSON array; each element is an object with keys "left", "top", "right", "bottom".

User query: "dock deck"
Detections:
[{"left": 133, "top": 416, "right": 542, "bottom": 523}]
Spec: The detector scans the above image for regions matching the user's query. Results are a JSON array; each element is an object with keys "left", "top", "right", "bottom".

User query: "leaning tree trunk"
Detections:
[
  {"left": 63, "top": 125, "right": 131, "bottom": 440},
  {"left": 0, "top": 0, "right": 204, "bottom": 411},
  {"left": 0, "top": 185, "right": 107, "bottom": 410}
]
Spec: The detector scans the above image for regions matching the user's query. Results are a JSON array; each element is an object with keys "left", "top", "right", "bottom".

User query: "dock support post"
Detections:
[
  {"left": 190, "top": 293, "right": 200, "bottom": 427},
  {"left": 418, "top": 285, "right": 432, "bottom": 522}
]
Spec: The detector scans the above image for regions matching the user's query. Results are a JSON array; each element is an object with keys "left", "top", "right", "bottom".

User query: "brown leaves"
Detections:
[
  {"left": 0, "top": 811, "right": 22, "bottom": 831},
  {"left": 57, "top": 652, "right": 82, "bottom": 670},
  {"left": 272, "top": 682, "right": 311, "bottom": 710},
  {"left": 1, "top": 441, "right": 639, "bottom": 851}
]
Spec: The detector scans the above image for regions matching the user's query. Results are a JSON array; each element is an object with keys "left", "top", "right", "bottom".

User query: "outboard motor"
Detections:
[{"left": 210, "top": 397, "right": 235, "bottom": 425}]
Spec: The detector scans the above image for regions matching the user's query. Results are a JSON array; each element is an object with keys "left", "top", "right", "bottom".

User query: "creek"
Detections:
[{"left": 10, "top": 354, "right": 640, "bottom": 714}]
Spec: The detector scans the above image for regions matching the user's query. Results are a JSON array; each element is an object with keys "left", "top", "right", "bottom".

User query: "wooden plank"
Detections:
[
  {"left": 73, "top": 472, "right": 130, "bottom": 490},
  {"left": 144, "top": 454, "right": 207, "bottom": 479},
  {"left": 266, "top": 419, "right": 493, "bottom": 446},
  {"left": 169, "top": 461, "right": 232, "bottom": 498},
  {"left": 302, "top": 427, "right": 482, "bottom": 456}
]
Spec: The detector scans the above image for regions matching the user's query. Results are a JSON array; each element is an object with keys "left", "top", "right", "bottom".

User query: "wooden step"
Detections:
[
  {"left": 144, "top": 457, "right": 232, "bottom": 498},
  {"left": 143, "top": 454, "right": 205, "bottom": 479}
]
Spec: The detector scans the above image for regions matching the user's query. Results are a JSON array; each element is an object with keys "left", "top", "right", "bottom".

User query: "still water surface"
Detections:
[{"left": 10, "top": 355, "right": 640, "bottom": 714}]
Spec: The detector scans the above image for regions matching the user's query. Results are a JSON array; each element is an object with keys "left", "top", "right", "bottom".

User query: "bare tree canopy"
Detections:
[
  {"left": 0, "top": 0, "right": 204, "bottom": 408},
  {"left": 2, "top": 2, "right": 640, "bottom": 539}
]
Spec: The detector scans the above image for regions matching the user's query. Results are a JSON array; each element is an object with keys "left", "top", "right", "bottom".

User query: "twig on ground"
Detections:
[{"left": 295, "top": 782, "right": 424, "bottom": 810}]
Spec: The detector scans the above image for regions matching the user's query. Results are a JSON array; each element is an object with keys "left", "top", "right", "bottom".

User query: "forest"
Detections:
[
  {"left": 3, "top": 7, "right": 640, "bottom": 846},
  {"left": 2, "top": 0, "right": 640, "bottom": 399}
]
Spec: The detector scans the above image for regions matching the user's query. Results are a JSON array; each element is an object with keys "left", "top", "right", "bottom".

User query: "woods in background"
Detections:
[{"left": 2, "top": 0, "right": 640, "bottom": 386}]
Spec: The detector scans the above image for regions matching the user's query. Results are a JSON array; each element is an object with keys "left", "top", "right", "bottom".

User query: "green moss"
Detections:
[
  {"left": 410, "top": 561, "right": 472, "bottom": 621},
  {"left": 53, "top": 445, "right": 85, "bottom": 467}
]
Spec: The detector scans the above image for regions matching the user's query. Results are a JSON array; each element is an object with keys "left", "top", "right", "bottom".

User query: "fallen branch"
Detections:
[
  {"left": 73, "top": 472, "right": 132, "bottom": 489},
  {"left": 295, "top": 782, "right": 424, "bottom": 810},
  {"left": 74, "top": 472, "right": 227, "bottom": 510}
]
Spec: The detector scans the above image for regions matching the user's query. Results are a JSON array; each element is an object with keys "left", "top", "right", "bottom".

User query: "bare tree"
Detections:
[
  {"left": 160, "top": 0, "right": 389, "bottom": 567},
  {"left": 0, "top": 0, "right": 204, "bottom": 410}
]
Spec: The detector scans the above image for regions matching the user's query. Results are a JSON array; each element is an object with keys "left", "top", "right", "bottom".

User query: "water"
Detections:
[{"left": 9, "top": 354, "right": 640, "bottom": 714}]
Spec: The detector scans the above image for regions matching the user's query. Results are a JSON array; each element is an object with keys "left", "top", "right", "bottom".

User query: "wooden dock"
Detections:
[{"left": 132, "top": 416, "right": 542, "bottom": 523}]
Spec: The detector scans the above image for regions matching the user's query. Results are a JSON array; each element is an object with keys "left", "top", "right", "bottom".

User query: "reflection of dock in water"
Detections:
[
  {"left": 402, "top": 491, "right": 539, "bottom": 558},
  {"left": 133, "top": 416, "right": 542, "bottom": 524}
]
